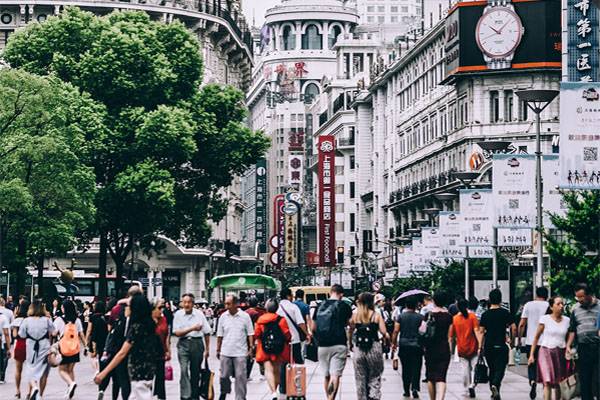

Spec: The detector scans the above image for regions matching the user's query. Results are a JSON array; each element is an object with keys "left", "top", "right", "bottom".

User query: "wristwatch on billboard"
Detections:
[{"left": 475, "top": 0, "right": 524, "bottom": 70}]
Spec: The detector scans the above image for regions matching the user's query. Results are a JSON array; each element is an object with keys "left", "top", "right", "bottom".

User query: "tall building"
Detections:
[{"left": 3, "top": 0, "right": 258, "bottom": 300}]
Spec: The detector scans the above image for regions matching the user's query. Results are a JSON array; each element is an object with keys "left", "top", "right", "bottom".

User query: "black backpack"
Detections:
[
  {"left": 262, "top": 316, "right": 286, "bottom": 355},
  {"left": 418, "top": 313, "right": 437, "bottom": 346},
  {"left": 315, "top": 300, "right": 339, "bottom": 346},
  {"left": 354, "top": 314, "right": 377, "bottom": 352}
]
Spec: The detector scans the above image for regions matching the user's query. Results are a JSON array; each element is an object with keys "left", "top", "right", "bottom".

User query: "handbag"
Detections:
[
  {"left": 559, "top": 361, "right": 580, "bottom": 400},
  {"left": 47, "top": 342, "right": 62, "bottom": 367},
  {"left": 474, "top": 355, "right": 489, "bottom": 384},
  {"left": 164, "top": 362, "right": 173, "bottom": 381},
  {"left": 199, "top": 358, "right": 214, "bottom": 400},
  {"left": 305, "top": 341, "right": 318, "bottom": 362}
]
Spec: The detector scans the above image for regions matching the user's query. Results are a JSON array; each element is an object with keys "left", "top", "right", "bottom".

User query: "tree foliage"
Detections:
[
  {"left": 546, "top": 191, "right": 600, "bottom": 296},
  {"left": 3, "top": 8, "right": 269, "bottom": 293}
]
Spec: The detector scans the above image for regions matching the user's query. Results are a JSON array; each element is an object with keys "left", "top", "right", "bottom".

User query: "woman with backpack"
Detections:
[
  {"left": 253, "top": 298, "right": 292, "bottom": 400},
  {"left": 423, "top": 291, "right": 453, "bottom": 400},
  {"left": 54, "top": 299, "right": 86, "bottom": 399},
  {"left": 448, "top": 298, "right": 482, "bottom": 398},
  {"left": 11, "top": 300, "right": 30, "bottom": 400},
  {"left": 348, "top": 292, "right": 390, "bottom": 400},
  {"left": 18, "top": 300, "right": 55, "bottom": 400}
]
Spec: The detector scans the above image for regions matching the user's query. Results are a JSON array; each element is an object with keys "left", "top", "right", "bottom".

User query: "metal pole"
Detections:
[
  {"left": 465, "top": 246, "right": 470, "bottom": 299},
  {"left": 535, "top": 110, "right": 544, "bottom": 288},
  {"left": 492, "top": 227, "right": 498, "bottom": 288}
]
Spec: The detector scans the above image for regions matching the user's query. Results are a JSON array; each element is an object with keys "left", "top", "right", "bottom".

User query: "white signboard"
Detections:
[
  {"left": 468, "top": 247, "right": 494, "bottom": 259},
  {"left": 460, "top": 189, "right": 493, "bottom": 247},
  {"left": 493, "top": 154, "right": 536, "bottom": 228},
  {"left": 421, "top": 227, "right": 441, "bottom": 266},
  {"left": 439, "top": 211, "right": 465, "bottom": 260},
  {"left": 560, "top": 82, "right": 600, "bottom": 189},
  {"left": 497, "top": 228, "right": 532, "bottom": 247},
  {"left": 543, "top": 155, "right": 567, "bottom": 227},
  {"left": 411, "top": 238, "right": 429, "bottom": 272},
  {"left": 397, "top": 246, "right": 412, "bottom": 277}
]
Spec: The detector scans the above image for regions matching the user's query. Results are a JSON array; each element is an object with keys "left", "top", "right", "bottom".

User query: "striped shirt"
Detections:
[{"left": 569, "top": 300, "right": 600, "bottom": 345}]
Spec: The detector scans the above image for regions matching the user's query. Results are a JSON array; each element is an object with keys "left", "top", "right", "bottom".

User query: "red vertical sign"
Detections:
[
  {"left": 271, "top": 194, "right": 285, "bottom": 269},
  {"left": 318, "top": 136, "right": 336, "bottom": 267}
]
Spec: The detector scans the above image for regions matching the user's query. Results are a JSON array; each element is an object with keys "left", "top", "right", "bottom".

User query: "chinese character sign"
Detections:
[
  {"left": 285, "top": 213, "right": 298, "bottom": 266},
  {"left": 421, "top": 227, "right": 441, "bottom": 266},
  {"left": 255, "top": 159, "right": 268, "bottom": 253},
  {"left": 288, "top": 155, "right": 303, "bottom": 189},
  {"left": 460, "top": 189, "right": 493, "bottom": 247},
  {"left": 497, "top": 228, "right": 532, "bottom": 247},
  {"left": 271, "top": 194, "right": 285, "bottom": 269},
  {"left": 318, "top": 136, "right": 336, "bottom": 267},
  {"left": 438, "top": 211, "right": 465, "bottom": 260},
  {"left": 568, "top": 0, "right": 599, "bottom": 82},
  {"left": 542, "top": 155, "right": 567, "bottom": 227},
  {"left": 492, "top": 154, "right": 536, "bottom": 228},
  {"left": 560, "top": 82, "right": 600, "bottom": 189}
]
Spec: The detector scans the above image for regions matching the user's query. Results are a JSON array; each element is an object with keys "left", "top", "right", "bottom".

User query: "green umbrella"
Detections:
[{"left": 208, "top": 273, "right": 282, "bottom": 290}]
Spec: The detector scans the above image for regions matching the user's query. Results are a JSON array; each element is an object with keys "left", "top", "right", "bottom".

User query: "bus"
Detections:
[
  {"left": 27, "top": 270, "right": 141, "bottom": 302},
  {"left": 289, "top": 286, "right": 330, "bottom": 303}
]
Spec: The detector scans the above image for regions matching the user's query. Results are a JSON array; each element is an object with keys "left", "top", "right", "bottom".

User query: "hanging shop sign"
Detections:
[
  {"left": 493, "top": 154, "right": 536, "bottom": 228},
  {"left": 288, "top": 155, "right": 304, "bottom": 189},
  {"left": 318, "top": 136, "right": 336, "bottom": 267},
  {"left": 284, "top": 213, "right": 298, "bottom": 266},
  {"left": 255, "top": 159, "right": 268, "bottom": 253},
  {"left": 460, "top": 189, "right": 494, "bottom": 247},
  {"left": 567, "top": 0, "right": 599, "bottom": 82}
]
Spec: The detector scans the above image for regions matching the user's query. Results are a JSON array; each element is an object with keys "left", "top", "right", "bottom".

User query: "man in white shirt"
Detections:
[
  {"left": 277, "top": 288, "right": 309, "bottom": 364},
  {"left": 173, "top": 293, "right": 212, "bottom": 400},
  {"left": 216, "top": 294, "right": 254, "bottom": 400},
  {"left": 0, "top": 297, "right": 12, "bottom": 383},
  {"left": 518, "top": 286, "right": 549, "bottom": 399}
]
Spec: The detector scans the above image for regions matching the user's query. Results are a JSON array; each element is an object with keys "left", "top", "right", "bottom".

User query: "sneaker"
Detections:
[
  {"left": 529, "top": 382, "right": 536, "bottom": 399},
  {"left": 403, "top": 392, "right": 410, "bottom": 398},
  {"left": 30, "top": 387, "right": 39, "bottom": 400},
  {"left": 97, "top": 390, "right": 104, "bottom": 400},
  {"left": 469, "top": 387, "right": 476, "bottom": 398},
  {"left": 412, "top": 391, "right": 419, "bottom": 399},
  {"left": 67, "top": 383, "right": 77, "bottom": 399},
  {"left": 271, "top": 392, "right": 278, "bottom": 400},
  {"left": 491, "top": 385, "right": 499, "bottom": 400},
  {"left": 0, "top": 380, "right": 5, "bottom": 384}
]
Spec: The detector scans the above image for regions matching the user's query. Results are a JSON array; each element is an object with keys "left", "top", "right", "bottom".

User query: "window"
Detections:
[
  {"left": 349, "top": 182, "right": 356, "bottom": 198},
  {"left": 391, "top": 6, "right": 398, "bottom": 12},
  {"left": 378, "top": 6, "right": 385, "bottom": 12},
  {"left": 519, "top": 99, "right": 529, "bottom": 121},
  {"left": 328, "top": 25, "right": 342, "bottom": 48},
  {"left": 378, "top": 16, "right": 385, "bottom": 23},
  {"left": 402, "top": 6, "right": 408, "bottom": 12},
  {"left": 302, "top": 24, "right": 322, "bottom": 50},
  {"left": 282, "top": 25, "right": 295, "bottom": 50},
  {"left": 367, "top": 6, "right": 374, "bottom": 12},
  {"left": 391, "top": 16, "right": 398, "bottom": 23},
  {"left": 350, "top": 246, "right": 356, "bottom": 265},
  {"left": 350, "top": 213, "right": 356, "bottom": 232},
  {"left": 304, "top": 83, "right": 319, "bottom": 102},
  {"left": 349, "top": 155, "right": 355, "bottom": 169},
  {"left": 504, "top": 90, "right": 514, "bottom": 122},
  {"left": 335, "top": 184, "right": 345, "bottom": 194},
  {"left": 335, "top": 222, "right": 345, "bottom": 232},
  {"left": 335, "top": 165, "right": 344, "bottom": 175},
  {"left": 336, "top": 203, "right": 345, "bottom": 213},
  {"left": 490, "top": 91, "right": 500, "bottom": 123},
  {"left": 367, "top": 16, "right": 374, "bottom": 23}
]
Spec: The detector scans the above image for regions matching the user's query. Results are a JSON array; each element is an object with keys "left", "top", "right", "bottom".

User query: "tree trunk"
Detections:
[
  {"left": 36, "top": 254, "right": 44, "bottom": 298},
  {"left": 115, "top": 256, "right": 125, "bottom": 296},
  {"left": 16, "top": 237, "right": 26, "bottom": 297},
  {"left": 98, "top": 232, "right": 108, "bottom": 299}
]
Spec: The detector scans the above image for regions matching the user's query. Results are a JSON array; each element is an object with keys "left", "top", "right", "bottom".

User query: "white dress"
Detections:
[{"left": 18, "top": 317, "right": 55, "bottom": 381}]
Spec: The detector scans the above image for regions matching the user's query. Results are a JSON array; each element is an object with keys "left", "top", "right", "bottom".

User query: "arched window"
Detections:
[
  {"left": 328, "top": 25, "right": 342, "bottom": 49},
  {"left": 282, "top": 25, "right": 295, "bottom": 50},
  {"left": 302, "top": 24, "right": 322, "bottom": 50},
  {"left": 304, "top": 83, "right": 320, "bottom": 102}
]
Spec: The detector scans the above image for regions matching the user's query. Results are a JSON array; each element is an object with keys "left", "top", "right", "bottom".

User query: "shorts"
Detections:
[{"left": 318, "top": 345, "right": 347, "bottom": 377}]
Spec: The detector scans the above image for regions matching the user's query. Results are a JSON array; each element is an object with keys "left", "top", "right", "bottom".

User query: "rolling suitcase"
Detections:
[{"left": 285, "top": 362, "right": 306, "bottom": 400}]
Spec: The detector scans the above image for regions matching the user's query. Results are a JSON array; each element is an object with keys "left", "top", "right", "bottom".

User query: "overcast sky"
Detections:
[{"left": 242, "top": 0, "right": 280, "bottom": 27}]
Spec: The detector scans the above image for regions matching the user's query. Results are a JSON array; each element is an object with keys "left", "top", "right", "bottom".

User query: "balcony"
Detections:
[{"left": 388, "top": 168, "right": 459, "bottom": 208}]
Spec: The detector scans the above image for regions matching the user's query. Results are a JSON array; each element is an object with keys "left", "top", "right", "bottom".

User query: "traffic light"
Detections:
[{"left": 337, "top": 246, "right": 344, "bottom": 264}]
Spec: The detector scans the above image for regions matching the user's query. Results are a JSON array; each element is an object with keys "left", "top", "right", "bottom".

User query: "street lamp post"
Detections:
[{"left": 516, "top": 89, "right": 559, "bottom": 288}]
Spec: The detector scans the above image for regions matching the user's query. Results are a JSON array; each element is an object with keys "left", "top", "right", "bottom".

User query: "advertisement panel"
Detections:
[
  {"left": 411, "top": 238, "right": 429, "bottom": 272},
  {"left": 493, "top": 154, "right": 536, "bottom": 228},
  {"left": 460, "top": 189, "right": 493, "bottom": 247},
  {"left": 421, "top": 227, "right": 441, "bottom": 266},
  {"left": 497, "top": 228, "right": 532, "bottom": 247},
  {"left": 284, "top": 213, "right": 298, "bottom": 265},
  {"left": 542, "top": 155, "right": 566, "bottom": 227},
  {"left": 398, "top": 246, "right": 413, "bottom": 277},
  {"left": 559, "top": 82, "right": 600, "bottom": 189},
  {"left": 439, "top": 211, "right": 465, "bottom": 260},
  {"left": 255, "top": 159, "right": 268, "bottom": 253},
  {"left": 318, "top": 136, "right": 336, "bottom": 267},
  {"left": 469, "top": 247, "right": 495, "bottom": 259}
]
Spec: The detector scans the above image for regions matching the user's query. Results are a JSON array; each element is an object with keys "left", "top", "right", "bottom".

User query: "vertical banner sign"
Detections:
[
  {"left": 559, "top": 82, "right": 600, "bottom": 189},
  {"left": 460, "top": 189, "right": 493, "bottom": 247},
  {"left": 542, "top": 155, "right": 566, "bottom": 227},
  {"left": 439, "top": 211, "right": 465, "bottom": 260},
  {"left": 284, "top": 213, "right": 298, "bottom": 265},
  {"left": 398, "top": 246, "right": 412, "bottom": 277},
  {"left": 492, "top": 154, "right": 536, "bottom": 228},
  {"left": 411, "top": 238, "right": 429, "bottom": 272},
  {"left": 288, "top": 155, "right": 304, "bottom": 189},
  {"left": 421, "top": 227, "right": 441, "bottom": 266},
  {"left": 255, "top": 159, "right": 268, "bottom": 253},
  {"left": 271, "top": 194, "right": 285, "bottom": 269},
  {"left": 567, "top": 0, "right": 599, "bottom": 82},
  {"left": 318, "top": 136, "right": 336, "bottom": 267}
]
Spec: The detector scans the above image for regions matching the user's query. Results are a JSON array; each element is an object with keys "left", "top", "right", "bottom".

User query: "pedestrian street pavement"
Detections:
[{"left": 3, "top": 339, "right": 532, "bottom": 400}]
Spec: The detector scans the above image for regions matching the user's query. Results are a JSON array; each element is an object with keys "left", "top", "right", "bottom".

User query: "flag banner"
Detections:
[
  {"left": 497, "top": 228, "right": 532, "bottom": 247},
  {"left": 439, "top": 211, "right": 465, "bottom": 260},
  {"left": 468, "top": 247, "right": 494, "bottom": 259},
  {"left": 421, "top": 227, "right": 442, "bottom": 266},
  {"left": 559, "top": 82, "right": 600, "bottom": 189},
  {"left": 460, "top": 189, "right": 493, "bottom": 247},
  {"left": 493, "top": 154, "right": 536, "bottom": 228},
  {"left": 543, "top": 155, "right": 567, "bottom": 227}
]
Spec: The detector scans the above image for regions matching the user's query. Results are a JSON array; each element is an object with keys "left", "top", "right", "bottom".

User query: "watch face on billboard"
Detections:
[{"left": 476, "top": 8, "right": 524, "bottom": 58}]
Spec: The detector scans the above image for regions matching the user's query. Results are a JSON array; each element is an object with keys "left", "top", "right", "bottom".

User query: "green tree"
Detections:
[
  {"left": 3, "top": 8, "right": 269, "bottom": 295},
  {"left": 0, "top": 69, "right": 99, "bottom": 293},
  {"left": 546, "top": 191, "right": 600, "bottom": 296}
]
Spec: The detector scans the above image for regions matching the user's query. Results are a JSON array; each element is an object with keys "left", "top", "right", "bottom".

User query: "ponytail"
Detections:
[{"left": 457, "top": 298, "right": 469, "bottom": 319}]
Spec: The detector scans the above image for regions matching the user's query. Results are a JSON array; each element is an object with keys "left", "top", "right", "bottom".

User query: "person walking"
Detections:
[
  {"left": 11, "top": 300, "right": 30, "bottom": 399},
  {"left": 152, "top": 298, "right": 171, "bottom": 400},
  {"left": 478, "top": 289, "right": 517, "bottom": 400},
  {"left": 518, "top": 286, "right": 549, "bottom": 399},
  {"left": 0, "top": 311, "right": 9, "bottom": 385},
  {"left": 348, "top": 292, "right": 389, "bottom": 400},
  {"left": 246, "top": 297, "right": 266, "bottom": 324},
  {"left": 254, "top": 298, "right": 292, "bottom": 400},
  {"left": 423, "top": 291, "right": 453, "bottom": 400},
  {"left": 312, "top": 284, "right": 353, "bottom": 400},
  {"left": 53, "top": 299, "right": 86, "bottom": 399},
  {"left": 391, "top": 297, "right": 424, "bottom": 399},
  {"left": 95, "top": 293, "right": 163, "bottom": 400},
  {"left": 528, "top": 296, "right": 570, "bottom": 400},
  {"left": 448, "top": 298, "right": 481, "bottom": 398},
  {"left": 18, "top": 300, "right": 55, "bottom": 400},
  {"left": 277, "top": 288, "right": 309, "bottom": 364},
  {"left": 216, "top": 294, "right": 254, "bottom": 400},
  {"left": 566, "top": 283, "right": 600, "bottom": 400},
  {"left": 173, "top": 293, "right": 212, "bottom": 400}
]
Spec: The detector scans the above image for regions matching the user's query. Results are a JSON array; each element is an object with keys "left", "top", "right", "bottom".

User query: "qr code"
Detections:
[
  {"left": 473, "top": 224, "right": 481, "bottom": 232},
  {"left": 584, "top": 147, "right": 598, "bottom": 161},
  {"left": 509, "top": 199, "right": 519, "bottom": 209},
  {"left": 449, "top": 240, "right": 456, "bottom": 246}
]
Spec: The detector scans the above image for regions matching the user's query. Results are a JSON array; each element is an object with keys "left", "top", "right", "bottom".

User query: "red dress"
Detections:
[
  {"left": 254, "top": 313, "right": 292, "bottom": 363},
  {"left": 155, "top": 316, "right": 169, "bottom": 357},
  {"left": 13, "top": 318, "right": 26, "bottom": 362}
]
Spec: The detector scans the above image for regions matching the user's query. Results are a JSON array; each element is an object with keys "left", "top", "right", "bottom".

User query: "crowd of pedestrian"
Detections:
[{"left": 0, "top": 280, "right": 596, "bottom": 400}]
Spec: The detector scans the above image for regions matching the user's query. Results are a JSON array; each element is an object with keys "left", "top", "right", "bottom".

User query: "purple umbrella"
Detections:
[{"left": 394, "top": 289, "right": 429, "bottom": 305}]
